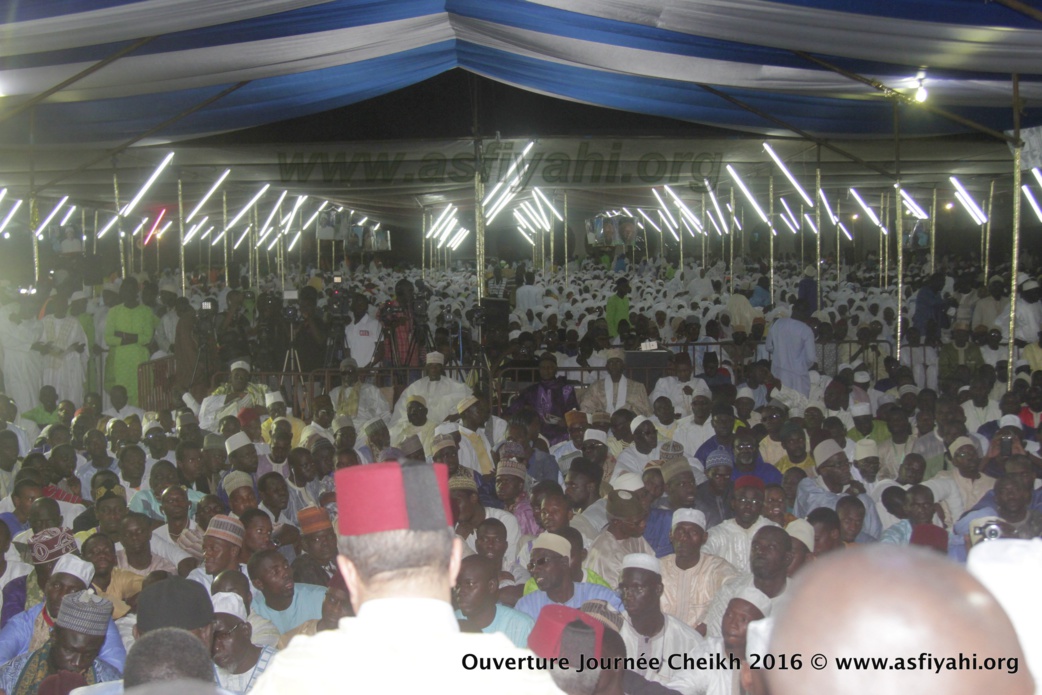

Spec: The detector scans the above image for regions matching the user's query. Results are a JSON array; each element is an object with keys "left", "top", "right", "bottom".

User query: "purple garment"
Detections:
[
  {"left": 509, "top": 496, "right": 541, "bottom": 537},
  {"left": 507, "top": 379, "right": 579, "bottom": 445},
  {"left": 0, "top": 576, "right": 28, "bottom": 629}
]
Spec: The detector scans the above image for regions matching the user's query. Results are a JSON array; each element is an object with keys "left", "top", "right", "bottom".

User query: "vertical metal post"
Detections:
[
  {"left": 701, "top": 193, "right": 707, "bottom": 267},
  {"left": 475, "top": 172, "right": 486, "bottom": 301},
  {"left": 836, "top": 200, "right": 842, "bottom": 285},
  {"left": 1009, "top": 75, "right": 1022, "bottom": 390},
  {"left": 563, "top": 192, "right": 569, "bottom": 286},
  {"left": 729, "top": 187, "right": 735, "bottom": 294},
  {"left": 769, "top": 176, "right": 775, "bottom": 303},
  {"left": 879, "top": 193, "right": 885, "bottom": 289},
  {"left": 178, "top": 178, "right": 186, "bottom": 294},
  {"left": 985, "top": 180, "right": 995, "bottom": 282},
  {"left": 421, "top": 207, "right": 427, "bottom": 282},
  {"left": 222, "top": 191, "right": 229, "bottom": 285},
  {"left": 815, "top": 168, "right": 822, "bottom": 309},
  {"left": 114, "top": 173, "right": 126, "bottom": 278}
]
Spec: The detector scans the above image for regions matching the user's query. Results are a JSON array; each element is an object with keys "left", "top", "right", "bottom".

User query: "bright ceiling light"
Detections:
[
  {"left": 1022, "top": 186, "right": 1042, "bottom": 224},
  {"left": 764, "top": 143, "right": 813, "bottom": 208},
  {"left": 726, "top": 165, "right": 769, "bottom": 224},
  {"left": 818, "top": 189, "right": 838, "bottom": 225},
  {"left": 59, "top": 205, "right": 77, "bottom": 227},
  {"left": 950, "top": 177, "right": 988, "bottom": 224},
  {"left": 185, "top": 169, "right": 230, "bottom": 223},
  {"left": 637, "top": 209, "right": 661, "bottom": 233},
  {"left": 849, "top": 189, "right": 881, "bottom": 227},
  {"left": 37, "top": 196, "right": 69, "bottom": 239},
  {"left": 226, "top": 184, "right": 270, "bottom": 232},
  {"left": 121, "top": 152, "right": 174, "bottom": 217},
  {"left": 0, "top": 200, "right": 23, "bottom": 235},
  {"left": 914, "top": 79, "right": 928, "bottom": 103},
  {"left": 899, "top": 189, "right": 929, "bottom": 220}
]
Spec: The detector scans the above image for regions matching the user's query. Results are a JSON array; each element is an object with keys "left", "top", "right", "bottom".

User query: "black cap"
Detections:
[{"left": 137, "top": 577, "right": 214, "bottom": 634}]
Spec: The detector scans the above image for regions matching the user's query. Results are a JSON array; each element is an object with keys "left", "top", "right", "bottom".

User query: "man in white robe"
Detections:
[
  {"left": 702, "top": 478, "right": 778, "bottom": 573},
  {"left": 328, "top": 358, "right": 390, "bottom": 424},
  {"left": 765, "top": 306, "right": 816, "bottom": 397},
  {"left": 649, "top": 353, "right": 708, "bottom": 419},
  {"left": 40, "top": 295, "right": 89, "bottom": 409},
  {"left": 389, "top": 352, "right": 469, "bottom": 429},
  {"left": 0, "top": 301, "right": 44, "bottom": 414}
]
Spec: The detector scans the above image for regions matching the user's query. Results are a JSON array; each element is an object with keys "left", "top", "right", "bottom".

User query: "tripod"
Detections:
[
  {"left": 281, "top": 323, "right": 306, "bottom": 416},
  {"left": 323, "top": 318, "right": 348, "bottom": 368}
]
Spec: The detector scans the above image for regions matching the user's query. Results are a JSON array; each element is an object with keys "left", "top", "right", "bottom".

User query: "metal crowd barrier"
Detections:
[{"left": 137, "top": 356, "right": 180, "bottom": 412}]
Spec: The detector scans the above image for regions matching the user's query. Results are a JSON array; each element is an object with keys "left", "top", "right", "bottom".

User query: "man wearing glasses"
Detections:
[{"left": 514, "top": 532, "right": 621, "bottom": 620}]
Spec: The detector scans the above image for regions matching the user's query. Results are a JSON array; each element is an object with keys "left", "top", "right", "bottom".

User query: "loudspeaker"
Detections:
[{"left": 479, "top": 298, "right": 511, "bottom": 334}]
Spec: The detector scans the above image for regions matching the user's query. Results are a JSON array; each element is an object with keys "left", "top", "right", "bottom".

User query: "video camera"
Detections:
[
  {"left": 327, "top": 275, "right": 351, "bottom": 320},
  {"left": 282, "top": 290, "right": 303, "bottom": 324},
  {"left": 194, "top": 299, "right": 218, "bottom": 339}
]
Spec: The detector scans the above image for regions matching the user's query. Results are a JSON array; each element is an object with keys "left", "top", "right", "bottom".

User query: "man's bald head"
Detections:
[
  {"left": 459, "top": 554, "right": 498, "bottom": 583},
  {"left": 767, "top": 546, "right": 1032, "bottom": 695}
]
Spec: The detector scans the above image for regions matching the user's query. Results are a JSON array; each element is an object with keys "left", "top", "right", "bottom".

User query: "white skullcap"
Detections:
[
  {"left": 854, "top": 439, "right": 879, "bottom": 460},
  {"left": 837, "top": 363, "right": 852, "bottom": 373},
  {"left": 629, "top": 416, "right": 650, "bottom": 433},
  {"left": 531, "top": 532, "right": 571, "bottom": 558},
  {"left": 813, "top": 439, "right": 845, "bottom": 466},
  {"left": 621, "top": 553, "right": 661, "bottom": 576},
  {"left": 433, "top": 422, "right": 459, "bottom": 436},
  {"left": 850, "top": 402, "right": 872, "bottom": 417},
  {"left": 264, "top": 392, "right": 284, "bottom": 407},
  {"left": 211, "top": 592, "right": 248, "bottom": 621},
  {"left": 853, "top": 371, "right": 871, "bottom": 384},
  {"left": 612, "top": 472, "right": 645, "bottom": 493},
  {"left": 785, "top": 518, "right": 815, "bottom": 551},
  {"left": 425, "top": 351, "right": 445, "bottom": 365},
  {"left": 54, "top": 554, "right": 95, "bottom": 588},
  {"left": 999, "top": 414, "right": 1023, "bottom": 429},
  {"left": 69, "top": 290, "right": 88, "bottom": 302},
  {"left": 734, "top": 585, "right": 771, "bottom": 616},
  {"left": 967, "top": 539, "right": 1042, "bottom": 687},
  {"left": 671, "top": 508, "right": 707, "bottom": 530},
  {"left": 225, "top": 431, "right": 253, "bottom": 455},
  {"left": 692, "top": 381, "right": 712, "bottom": 399},
  {"left": 230, "top": 361, "right": 251, "bottom": 373},
  {"left": 583, "top": 429, "right": 607, "bottom": 445},
  {"left": 736, "top": 387, "right": 755, "bottom": 401}
]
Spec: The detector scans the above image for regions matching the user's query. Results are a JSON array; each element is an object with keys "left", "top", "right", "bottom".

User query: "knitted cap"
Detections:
[
  {"left": 55, "top": 591, "right": 113, "bottom": 637},
  {"left": 204, "top": 515, "right": 245, "bottom": 548}
]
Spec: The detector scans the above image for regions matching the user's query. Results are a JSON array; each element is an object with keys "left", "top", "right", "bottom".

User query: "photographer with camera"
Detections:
[
  {"left": 379, "top": 279, "right": 424, "bottom": 375},
  {"left": 291, "top": 286, "right": 328, "bottom": 374},
  {"left": 216, "top": 289, "right": 254, "bottom": 366},
  {"left": 343, "top": 293, "right": 383, "bottom": 369}
]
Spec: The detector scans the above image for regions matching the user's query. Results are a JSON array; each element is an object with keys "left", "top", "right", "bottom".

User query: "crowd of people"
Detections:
[{"left": 0, "top": 248, "right": 1036, "bottom": 693}]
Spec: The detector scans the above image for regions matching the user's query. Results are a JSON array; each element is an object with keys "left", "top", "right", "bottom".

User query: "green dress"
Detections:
[
  {"left": 77, "top": 310, "right": 99, "bottom": 394},
  {"left": 104, "top": 303, "right": 157, "bottom": 406}
]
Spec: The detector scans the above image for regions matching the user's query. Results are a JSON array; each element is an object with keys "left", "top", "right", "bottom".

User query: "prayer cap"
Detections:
[
  {"left": 55, "top": 591, "right": 113, "bottom": 637},
  {"left": 264, "top": 392, "right": 285, "bottom": 407},
  {"left": 592, "top": 411, "right": 611, "bottom": 426},
  {"left": 237, "top": 408, "right": 261, "bottom": 428},
  {"left": 205, "top": 515, "right": 245, "bottom": 548},
  {"left": 804, "top": 266, "right": 815, "bottom": 278},
  {"left": 1022, "top": 280, "right": 1039, "bottom": 292},
  {"left": 999, "top": 414, "right": 1023, "bottom": 429},
  {"left": 335, "top": 461, "right": 452, "bottom": 537},
  {"left": 629, "top": 415, "right": 651, "bottom": 433},
  {"left": 897, "top": 385, "right": 919, "bottom": 397},
  {"left": 612, "top": 472, "right": 645, "bottom": 493},
  {"left": 580, "top": 600, "right": 623, "bottom": 632},
  {"left": 692, "top": 381, "right": 712, "bottom": 399},
  {"left": 988, "top": 275, "right": 1004, "bottom": 285},
  {"left": 850, "top": 402, "right": 871, "bottom": 417},
  {"left": 225, "top": 431, "right": 253, "bottom": 455},
  {"left": 837, "top": 363, "right": 852, "bottom": 373},
  {"left": 734, "top": 585, "right": 771, "bottom": 616},
  {"left": 448, "top": 474, "right": 478, "bottom": 493},
  {"left": 854, "top": 439, "right": 879, "bottom": 460},
  {"left": 736, "top": 387, "right": 755, "bottom": 401},
  {"left": 622, "top": 553, "right": 661, "bottom": 575},
  {"left": 661, "top": 457, "right": 693, "bottom": 484},
  {"left": 53, "top": 554, "right": 95, "bottom": 587},
  {"left": 540, "top": 352, "right": 557, "bottom": 364},
  {"left": 425, "top": 352, "right": 445, "bottom": 365},
  {"left": 364, "top": 418, "right": 387, "bottom": 437},
  {"left": 785, "top": 519, "right": 815, "bottom": 551},
  {"left": 605, "top": 348, "right": 625, "bottom": 362},
  {"left": 564, "top": 411, "right": 588, "bottom": 427},
  {"left": 735, "top": 475, "right": 766, "bottom": 491},
  {"left": 203, "top": 433, "right": 225, "bottom": 451},
  {"left": 947, "top": 436, "right": 977, "bottom": 458},
  {"left": 339, "top": 358, "right": 358, "bottom": 370},
  {"left": 705, "top": 447, "right": 735, "bottom": 470},
  {"left": 456, "top": 396, "right": 479, "bottom": 415},
  {"left": 606, "top": 490, "right": 644, "bottom": 519},
  {"left": 498, "top": 441, "right": 526, "bottom": 460},
  {"left": 812, "top": 439, "right": 844, "bottom": 465},
  {"left": 332, "top": 415, "right": 354, "bottom": 432},
  {"left": 177, "top": 411, "right": 199, "bottom": 427},
  {"left": 431, "top": 434, "right": 457, "bottom": 455},
  {"left": 496, "top": 457, "right": 527, "bottom": 480},
  {"left": 531, "top": 532, "right": 571, "bottom": 558},
  {"left": 583, "top": 429, "right": 607, "bottom": 445},
  {"left": 660, "top": 440, "right": 685, "bottom": 460},
  {"left": 399, "top": 435, "right": 424, "bottom": 459},
  {"left": 212, "top": 592, "right": 248, "bottom": 621},
  {"left": 137, "top": 577, "right": 215, "bottom": 633},
  {"left": 433, "top": 422, "right": 458, "bottom": 436},
  {"left": 29, "top": 528, "right": 78, "bottom": 565},
  {"left": 672, "top": 508, "right": 707, "bottom": 530},
  {"left": 221, "top": 471, "right": 253, "bottom": 497},
  {"left": 298, "top": 507, "right": 333, "bottom": 536},
  {"left": 528, "top": 605, "right": 604, "bottom": 660},
  {"left": 230, "top": 361, "right": 251, "bottom": 373},
  {"left": 406, "top": 395, "right": 427, "bottom": 407}
]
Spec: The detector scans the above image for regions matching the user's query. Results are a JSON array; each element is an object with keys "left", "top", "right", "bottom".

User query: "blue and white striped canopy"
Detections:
[{"left": 2, "top": 0, "right": 1041, "bottom": 145}]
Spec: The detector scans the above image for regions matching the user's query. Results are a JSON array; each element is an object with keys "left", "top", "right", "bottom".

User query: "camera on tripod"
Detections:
[
  {"left": 282, "top": 290, "right": 303, "bottom": 324},
  {"left": 194, "top": 299, "right": 217, "bottom": 338},
  {"left": 327, "top": 275, "right": 351, "bottom": 320}
]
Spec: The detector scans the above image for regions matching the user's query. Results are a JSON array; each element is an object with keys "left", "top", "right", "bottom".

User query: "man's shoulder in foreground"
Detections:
[{"left": 252, "top": 620, "right": 565, "bottom": 694}]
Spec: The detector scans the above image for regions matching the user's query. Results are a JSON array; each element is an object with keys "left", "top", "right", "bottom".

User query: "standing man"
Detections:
[
  {"left": 343, "top": 293, "right": 383, "bottom": 369},
  {"left": 765, "top": 300, "right": 817, "bottom": 397},
  {"left": 605, "top": 278, "right": 630, "bottom": 339},
  {"left": 251, "top": 461, "right": 564, "bottom": 693},
  {"left": 104, "top": 278, "right": 157, "bottom": 407},
  {"left": 486, "top": 265, "right": 509, "bottom": 300},
  {"left": 40, "top": 295, "right": 89, "bottom": 410}
]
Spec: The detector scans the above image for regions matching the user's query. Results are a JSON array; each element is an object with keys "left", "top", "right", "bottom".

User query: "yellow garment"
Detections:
[
  {"left": 775, "top": 454, "right": 817, "bottom": 477},
  {"left": 92, "top": 568, "right": 143, "bottom": 619},
  {"left": 461, "top": 430, "right": 494, "bottom": 475},
  {"left": 261, "top": 416, "right": 306, "bottom": 446}
]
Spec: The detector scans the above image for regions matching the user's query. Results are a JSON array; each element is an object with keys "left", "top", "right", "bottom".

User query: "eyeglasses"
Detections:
[
  {"left": 527, "top": 555, "right": 564, "bottom": 571},
  {"left": 213, "top": 621, "right": 246, "bottom": 641}
]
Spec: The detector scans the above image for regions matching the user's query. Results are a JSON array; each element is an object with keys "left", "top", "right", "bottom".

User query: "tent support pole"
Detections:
[{"left": 1009, "top": 74, "right": 1022, "bottom": 391}]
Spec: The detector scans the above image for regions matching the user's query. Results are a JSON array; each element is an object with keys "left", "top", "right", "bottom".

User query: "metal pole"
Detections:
[
  {"left": 178, "top": 178, "right": 186, "bottom": 295},
  {"left": 222, "top": 191, "right": 229, "bottom": 286},
  {"left": 985, "top": 180, "right": 995, "bottom": 281},
  {"left": 563, "top": 192, "right": 569, "bottom": 286},
  {"left": 29, "top": 110, "right": 39, "bottom": 283},
  {"left": 1009, "top": 75, "right": 1022, "bottom": 390},
  {"left": 475, "top": 173, "right": 486, "bottom": 302},
  {"left": 836, "top": 200, "right": 842, "bottom": 285},
  {"left": 93, "top": 210, "right": 98, "bottom": 258},
  {"left": 930, "top": 188, "right": 937, "bottom": 273},
  {"left": 114, "top": 172, "right": 126, "bottom": 278},
  {"left": 701, "top": 193, "right": 707, "bottom": 267},
  {"left": 421, "top": 207, "right": 427, "bottom": 282},
  {"left": 729, "top": 187, "right": 736, "bottom": 294},
  {"left": 816, "top": 168, "right": 822, "bottom": 310},
  {"left": 879, "top": 193, "right": 885, "bottom": 289},
  {"left": 769, "top": 176, "right": 775, "bottom": 303}
]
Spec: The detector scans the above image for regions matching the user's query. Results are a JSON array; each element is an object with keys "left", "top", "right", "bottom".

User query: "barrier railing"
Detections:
[{"left": 137, "top": 356, "right": 180, "bottom": 412}]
